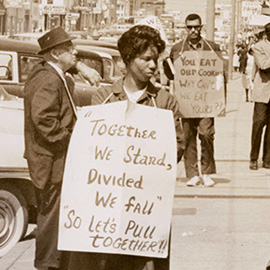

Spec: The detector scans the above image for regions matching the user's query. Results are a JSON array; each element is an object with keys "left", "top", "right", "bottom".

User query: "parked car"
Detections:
[
  {"left": 67, "top": 30, "right": 91, "bottom": 40},
  {"left": 98, "top": 36, "right": 119, "bottom": 43},
  {"left": 8, "top": 32, "right": 46, "bottom": 42},
  {"left": 73, "top": 38, "right": 118, "bottom": 50},
  {"left": 0, "top": 85, "right": 32, "bottom": 257},
  {"left": 0, "top": 37, "right": 120, "bottom": 256},
  {"left": 74, "top": 39, "right": 125, "bottom": 77},
  {"left": 0, "top": 38, "right": 119, "bottom": 105}
]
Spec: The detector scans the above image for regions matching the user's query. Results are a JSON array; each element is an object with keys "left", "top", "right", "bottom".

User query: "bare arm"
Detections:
[{"left": 76, "top": 61, "right": 101, "bottom": 87}]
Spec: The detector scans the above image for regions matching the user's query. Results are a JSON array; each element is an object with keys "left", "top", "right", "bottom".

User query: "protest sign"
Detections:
[
  {"left": 136, "top": 16, "right": 169, "bottom": 44},
  {"left": 58, "top": 101, "right": 177, "bottom": 258},
  {"left": 174, "top": 50, "right": 225, "bottom": 118}
]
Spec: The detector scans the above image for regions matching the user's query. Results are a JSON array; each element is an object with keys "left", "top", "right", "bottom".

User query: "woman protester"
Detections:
[{"left": 67, "top": 24, "right": 185, "bottom": 270}]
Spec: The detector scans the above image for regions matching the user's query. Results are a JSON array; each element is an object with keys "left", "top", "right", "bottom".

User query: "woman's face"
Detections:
[{"left": 128, "top": 45, "right": 159, "bottom": 83}]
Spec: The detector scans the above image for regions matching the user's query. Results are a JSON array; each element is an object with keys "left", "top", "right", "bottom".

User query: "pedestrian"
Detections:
[
  {"left": 249, "top": 22, "right": 270, "bottom": 170},
  {"left": 233, "top": 49, "right": 239, "bottom": 72},
  {"left": 163, "top": 13, "right": 225, "bottom": 187},
  {"left": 24, "top": 26, "right": 100, "bottom": 270},
  {"left": 238, "top": 44, "right": 248, "bottom": 74},
  {"left": 241, "top": 48, "right": 255, "bottom": 102},
  {"left": 66, "top": 24, "right": 185, "bottom": 270}
]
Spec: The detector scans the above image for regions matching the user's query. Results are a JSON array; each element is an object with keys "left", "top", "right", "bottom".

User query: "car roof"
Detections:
[
  {"left": 76, "top": 44, "right": 120, "bottom": 57},
  {"left": 0, "top": 38, "right": 40, "bottom": 54},
  {"left": 77, "top": 45, "right": 112, "bottom": 60},
  {"left": 0, "top": 38, "right": 103, "bottom": 61},
  {"left": 9, "top": 32, "right": 45, "bottom": 38},
  {"left": 76, "top": 47, "right": 102, "bottom": 61},
  {"left": 73, "top": 39, "right": 118, "bottom": 50},
  {"left": 98, "top": 36, "right": 119, "bottom": 43}
]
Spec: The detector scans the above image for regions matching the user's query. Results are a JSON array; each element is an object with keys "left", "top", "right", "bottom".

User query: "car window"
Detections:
[
  {"left": 114, "top": 57, "right": 125, "bottom": 76},
  {"left": 19, "top": 56, "right": 41, "bottom": 82},
  {"left": 0, "top": 54, "right": 13, "bottom": 80},
  {"left": 74, "top": 57, "right": 103, "bottom": 84},
  {"left": 103, "top": 58, "right": 112, "bottom": 80}
]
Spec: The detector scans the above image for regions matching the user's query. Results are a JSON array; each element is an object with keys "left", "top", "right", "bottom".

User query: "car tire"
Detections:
[{"left": 0, "top": 184, "right": 28, "bottom": 257}]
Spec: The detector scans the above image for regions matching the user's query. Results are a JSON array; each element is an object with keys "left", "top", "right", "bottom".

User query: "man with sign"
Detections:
[
  {"left": 64, "top": 25, "right": 185, "bottom": 270},
  {"left": 164, "top": 13, "right": 226, "bottom": 187}
]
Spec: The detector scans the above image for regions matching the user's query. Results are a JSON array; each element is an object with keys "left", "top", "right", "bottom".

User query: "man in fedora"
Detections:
[{"left": 24, "top": 26, "right": 100, "bottom": 270}]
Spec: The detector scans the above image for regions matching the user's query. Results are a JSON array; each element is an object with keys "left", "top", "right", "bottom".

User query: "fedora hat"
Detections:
[{"left": 38, "top": 26, "right": 75, "bottom": 55}]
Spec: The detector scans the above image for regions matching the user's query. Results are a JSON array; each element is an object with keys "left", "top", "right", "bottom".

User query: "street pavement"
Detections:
[
  {"left": 1, "top": 73, "right": 270, "bottom": 270},
  {"left": 171, "top": 72, "right": 270, "bottom": 270}
]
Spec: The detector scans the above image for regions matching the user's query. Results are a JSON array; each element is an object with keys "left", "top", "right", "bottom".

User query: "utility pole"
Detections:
[
  {"left": 236, "top": 0, "right": 240, "bottom": 39},
  {"left": 228, "top": 0, "right": 236, "bottom": 80},
  {"left": 29, "top": 0, "right": 33, "bottom": 32},
  {"left": 206, "top": 0, "right": 215, "bottom": 41}
]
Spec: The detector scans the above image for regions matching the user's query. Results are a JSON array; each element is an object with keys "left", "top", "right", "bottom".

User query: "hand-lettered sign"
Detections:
[
  {"left": 174, "top": 51, "right": 225, "bottom": 118},
  {"left": 58, "top": 101, "right": 177, "bottom": 258}
]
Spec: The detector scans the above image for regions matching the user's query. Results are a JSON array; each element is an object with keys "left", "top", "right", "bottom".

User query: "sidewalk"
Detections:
[
  {"left": 176, "top": 160, "right": 270, "bottom": 197},
  {"left": 215, "top": 73, "right": 254, "bottom": 161}
]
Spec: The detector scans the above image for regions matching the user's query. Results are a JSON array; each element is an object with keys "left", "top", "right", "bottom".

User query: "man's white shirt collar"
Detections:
[{"left": 48, "top": 61, "right": 65, "bottom": 79}]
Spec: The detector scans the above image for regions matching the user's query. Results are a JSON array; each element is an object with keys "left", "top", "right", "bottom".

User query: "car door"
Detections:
[{"left": 0, "top": 51, "right": 42, "bottom": 98}]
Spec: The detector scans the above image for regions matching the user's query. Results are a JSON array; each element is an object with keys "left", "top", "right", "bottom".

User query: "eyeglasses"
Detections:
[{"left": 186, "top": 25, "right": 201, "bottom": 30}]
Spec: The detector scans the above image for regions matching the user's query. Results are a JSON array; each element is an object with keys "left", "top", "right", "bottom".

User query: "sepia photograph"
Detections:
[{"left": 0, "top": 0, "right": 270, "bottom": 269}]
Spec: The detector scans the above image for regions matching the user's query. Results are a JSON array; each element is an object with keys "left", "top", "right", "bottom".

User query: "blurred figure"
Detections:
[
  {"left": 238, "top": 44, "right": 248, "bottom": 74},
  {"left": 249, "top": 23, "right": 270, "bottom": 170},
  {"left": 233, "top": 49, "right": 239, "bottom": 72},
  {"left": 242, "top": 48, "right": 254, "bottom": 102}
]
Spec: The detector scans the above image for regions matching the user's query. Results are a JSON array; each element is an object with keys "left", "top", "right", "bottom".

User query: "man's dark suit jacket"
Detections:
[{"left": 24, "top": 61, "right": 76, "bottom": 189}]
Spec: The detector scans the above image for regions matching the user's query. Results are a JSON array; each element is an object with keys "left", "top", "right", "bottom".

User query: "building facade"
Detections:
[
  {"left": 0, "top": 0, "right": 40, "bottom": 35},
  {"left": 0, "top": 0, "right": 169, "bottom": 35}
]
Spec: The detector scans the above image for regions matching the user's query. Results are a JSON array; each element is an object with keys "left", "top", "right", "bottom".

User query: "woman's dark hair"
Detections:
[
  {"left": 117, "top": 25, "right": 166, "bottom": 65},
  {"left": 185, "top": 13, "right": 202, "bottom": 25}
]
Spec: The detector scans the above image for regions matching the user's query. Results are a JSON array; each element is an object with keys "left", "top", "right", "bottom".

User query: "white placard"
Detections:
[
  {"left": 241, "top": 1, "right": 261, "bottom": 18},
  {"left": 136, "top": 16, "right": 169, "bottom": 44},
  {"left": 174, "top": 50, "right": 225, "bottom": 118},
  {"left": 59, "top": 101, "right": 177, "bottom": 258}
]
